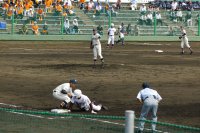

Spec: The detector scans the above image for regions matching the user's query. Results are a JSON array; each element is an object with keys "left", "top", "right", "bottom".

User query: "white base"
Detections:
[{"left": 51, "top": 109, "right": 71, "bottom": 113}]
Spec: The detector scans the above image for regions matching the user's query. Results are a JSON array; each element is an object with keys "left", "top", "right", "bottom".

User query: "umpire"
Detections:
[{"left": 136, "top": 82, "right": 162, "bottom": 133}]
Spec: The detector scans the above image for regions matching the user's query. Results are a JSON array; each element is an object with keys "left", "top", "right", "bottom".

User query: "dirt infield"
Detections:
[{"left": 0, "top": 41, "right": 199, "bottom": 128}]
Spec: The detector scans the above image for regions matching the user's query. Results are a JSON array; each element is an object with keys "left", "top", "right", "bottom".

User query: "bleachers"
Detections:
[{"left": 0, "top": 2, "right": 199, "bottom": 36}]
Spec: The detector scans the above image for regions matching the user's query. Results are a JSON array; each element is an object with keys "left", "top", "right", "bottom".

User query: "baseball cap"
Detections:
[{"left": 69, "top": 79, "right": 77, "bottom": 84}]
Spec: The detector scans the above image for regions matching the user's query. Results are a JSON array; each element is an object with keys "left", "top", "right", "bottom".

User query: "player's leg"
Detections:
[
  {"left": 53, "top": 91, "right": 71, "bottom": 108},
  {"left": 93, "top": 47, "right": 97, "bottom": 67},
  {"left": 151, "top": 103, "right": 158, "bottom": 131},
  {"left": 181, "top": 39, "right": 184, "bottom": 54},
  {"left": 184, "top": 37, "right": 193, "bottom": 54},
  {"left": 107, "top": 37, "right": 111, "bottom": 48},
  {"left": 138, "top": 103, "right": 151, "bottom": 132},
  {"left": 111, "top": 36, "right": 115, "bottom": 48}
]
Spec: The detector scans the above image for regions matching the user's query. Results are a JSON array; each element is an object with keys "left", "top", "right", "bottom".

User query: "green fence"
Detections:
[{"left": 0, "top": 108, "right": 200, "bottom": 133}]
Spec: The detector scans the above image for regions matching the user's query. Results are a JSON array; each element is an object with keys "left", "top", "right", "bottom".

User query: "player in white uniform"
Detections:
[
  {"left": 136, "top": 82, "right": 162, "bottom": 133},
  {"left": 68, "top": 89, "right": 108, "bottom": 114},
  {"left": 179, "top": 26, "right": 193, "bottom": 54},
  {"left": 116, "top": 25, "right": 125, "bottom": 46},
  {"left": 91, "top": 29, "right": 104, "bottom": 68},
  {"left": 107, "top": 23, "right": 116, "bottom": 48},
  {"left": 53, "top": 79, "right": 77, "bottom": 108}
]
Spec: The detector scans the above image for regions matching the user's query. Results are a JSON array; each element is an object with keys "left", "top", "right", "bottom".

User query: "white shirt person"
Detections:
[
  {"left": 91, "top": 29, "right": 104, "bottom": 68},
  {"left": 136, "top": 82, "right": 162, "bottom": 132}
]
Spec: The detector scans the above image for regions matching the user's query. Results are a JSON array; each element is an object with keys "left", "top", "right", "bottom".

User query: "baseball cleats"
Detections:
[
  {"left": 101, "top": 105, "right": 109, "bottom": 110},
  {"left": 190, "top": 51, "right": 193, "bottom": 55}
]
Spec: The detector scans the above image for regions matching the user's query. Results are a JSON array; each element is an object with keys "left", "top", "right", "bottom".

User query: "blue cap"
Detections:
[
  {"left": 142, "top": 82, "right": 149, "bottom": 89},
  {"left": 69, "top": 79, "right": 77, "bottom": 84}
]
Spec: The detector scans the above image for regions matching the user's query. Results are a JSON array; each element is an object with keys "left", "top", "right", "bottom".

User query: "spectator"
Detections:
[
  {"left": 170, "top": 10, "right": 177, "bottom": 22},
  {"left": 130, "top": 0, "right": 137, "bottom": 10},
  {"left": 94, "top": 2, "right": 102, "bottom": 16},
  {"left": 79, "top": 2, "right": 85, "bottom": 10},
  {"left": 19, "top": 23, "right": 28, "bottom": 35},
  {"left": 115, "top": 0, "right": 121, "bottom": 10},
  {"left": 146, "top": 12, "right": 153, "bottom": 25},
  {"left": 24, "top": 1, "right": 32, "bottom": 17},
  {"left": 168, "top": 26, "right": 174, "bottom": 36},
  {"left": 15, "top": 4, "right": 24, "bottom": 19},
  {"left": 185, "top": 11, "right": 192, "bottom": 26},
  {"left": 72, "top": 18, "right": 78, "bottom": 33},
  {"left": 32, "top": 21, "right": 40, "bottom": 35},
  {"left": 140, "top": 4, "right": 147, "bottom": 15},
  {"left": 155, "top": 11, "right": 163, "bottom": 26},
  {"left": 97, "top": 24, "right": 103, "bottom": 35},
  {"left": 2, "top": 1, "right": 9, "bottom": 20},
  {"left": 45, "top": 0, "right": 53, "bottom": 13},
  {"left": 87, "top": 0, "right": 95, "bottom": 11},
  {"left": 126, "top": 23, "right": 132, "bottom": 35},
  {"left": 54, "top": 2, "right": 63, "bottom": 16},
  {"left": 138, "top": 14, "right": 147, "bottom": 25},
  {"left": 37, "top": 6, "right": 44, "bottom": 21},
  {"left": 64, "top": 18, "right": 70, "bottom": 34},
  {"left": 171, "top": 0, "right": 178, "bottom": 11},
  {"left": 134, "top": 25, "right": 139, "bottom": 36},
  {"left": 41, "top": 22, "right": 48, "bottom": 35},
  {"left": 176, "top": 8, "right": 183, "bottom": 22}
]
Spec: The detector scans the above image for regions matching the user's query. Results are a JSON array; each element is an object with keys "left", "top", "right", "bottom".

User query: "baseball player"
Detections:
[
  {"left": 90, "top": 29, "right": 104, "bottom": 68},
  {"left": 179, "top": 26, "right": 193, "bottom": 54},
  {"left": 68, "top": 89, "right": 108, "bottom": 114},
  {"left": 107, "top": 23, "right": 116, "bottom": 48},
  {"left": 52, "top": 79, "right": 77, "bottom": 108},
  {"left": 116, "top": 25, "right": 125, "bottom": 46},
  {"left": 136, "top": 82, "right": 162, "bottom": 133}
]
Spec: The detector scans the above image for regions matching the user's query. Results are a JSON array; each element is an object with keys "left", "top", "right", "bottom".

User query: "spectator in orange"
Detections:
[
  {"left": 6, "top": 7, "right": 13, "bottom": 19},
  {"left": 37, "top": 6, "right": 44, "bottom": 21},
  {"left": 45, "top": 0, "right": 53, "bottom": 13},
  {"left": 54, "top": 2, "right": 63, "bottom": 16},
  {"left": 41, "top": 22, "right": 48, "bottom": 35},
  {"left": 24, "top": 1, "right": 32, "bottom": 16},
  {"left": 32, "top": 21, "right": 40, "bottom": 35},
  {"left": 15, "top": 4, "right": 24, "bottom": 19},
  {"left": 2, "top": 1, "right": 9, "bottom": 20}
]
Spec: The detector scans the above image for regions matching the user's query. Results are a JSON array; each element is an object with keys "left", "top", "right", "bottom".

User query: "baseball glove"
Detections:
[
  {"left": 179, "top": 36, "right": 182, "bottom": 39},
  {"left": 90, "top": 44, "right": 94, "bottom": 49}
]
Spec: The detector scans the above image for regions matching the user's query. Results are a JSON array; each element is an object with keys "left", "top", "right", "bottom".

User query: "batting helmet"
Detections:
[
  {"left": 111, "top": 23, "right": 114, "bottom": 27},
  {"left": 74, "top": 89, "right": 82, "bottom": 98}
]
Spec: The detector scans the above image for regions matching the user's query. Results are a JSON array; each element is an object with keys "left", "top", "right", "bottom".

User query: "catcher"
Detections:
[
  {"left": 90, "top": 28, "right": 104, "bottom": 68},
  {"left": 179, "top": 26, "right": 193, "bottom": 54}
]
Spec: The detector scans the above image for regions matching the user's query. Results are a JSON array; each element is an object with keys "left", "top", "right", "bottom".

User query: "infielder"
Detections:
[
  {"left": 107, "top": 23, "right": 116, "bottom": 48},
  {"left": 68, "top": 89, "right": 108, "bottom": 114},
  {"left": 52, "top": 79, "right": 77, "bottom": 108},
  {"left": 90, "top": 29, "right": 104, "bottom": 68},
  {"left": 116, "top": 25, "right": 125, "bottom": 46},
  {"left": 179, "top": 26, "right": 193, "bottom": 54},
  {"left": 136, "top": 82, "right": 162, "bottom": 133}
]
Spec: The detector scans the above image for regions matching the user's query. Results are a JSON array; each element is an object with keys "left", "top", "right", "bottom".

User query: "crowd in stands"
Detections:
[{"left": 0, "top": 0, "right": 199, "bottom": 35}]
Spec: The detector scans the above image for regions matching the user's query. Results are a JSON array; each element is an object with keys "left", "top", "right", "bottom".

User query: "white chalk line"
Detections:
[{"left": 1, "top": 103, "right": 167, "bottom": 132}]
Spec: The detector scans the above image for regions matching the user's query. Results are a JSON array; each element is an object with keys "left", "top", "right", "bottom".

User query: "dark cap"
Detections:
[
  {"left": 142, "top": 82, "right": 149, "bottom": 89},
  {"left": 69, "top": 79, "right": 77, "bottom": 84}
]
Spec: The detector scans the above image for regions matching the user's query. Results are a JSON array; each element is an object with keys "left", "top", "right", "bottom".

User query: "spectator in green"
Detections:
[
  {"left": 126, "top": 23, "right": 132, "bottom": 35},
  {"left": 134, "top": 25, "right": 139, "bottom": 36},
  {"left": 170, "top": 10, "right": 177, "bottom": 22},
  {"left": 97, "top": 24, "right": 103, "bottom": 35},
  {"left": 155, "top": 12, "right": 163, "bottom": 26},
  {"left": 168, "top": 26, "right": 174, "bottom": 36},
  {"left": 19, "top": 23, "right": 28, "bottom": 35},
  {"left": 176, "top": 9, "right": 183, "bottom": 22},
  {"left": 185, "top": 12, "right": 192, "bottom": 26},
  {"left": 41, "top": 22, "right": 48, "bottom": 35}
]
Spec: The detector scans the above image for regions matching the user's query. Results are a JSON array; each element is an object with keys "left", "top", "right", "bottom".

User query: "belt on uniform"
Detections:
[
  {"left": 109, "top": 35, "right": 114, "bottom": 36},
  {"left": 143, "top": 95, "right": 156, "bottom": 101}
]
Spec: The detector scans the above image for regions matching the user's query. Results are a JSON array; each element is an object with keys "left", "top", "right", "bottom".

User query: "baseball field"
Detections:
[{"left": 0, "top": 41, "right": 199, "bottom": 128}]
